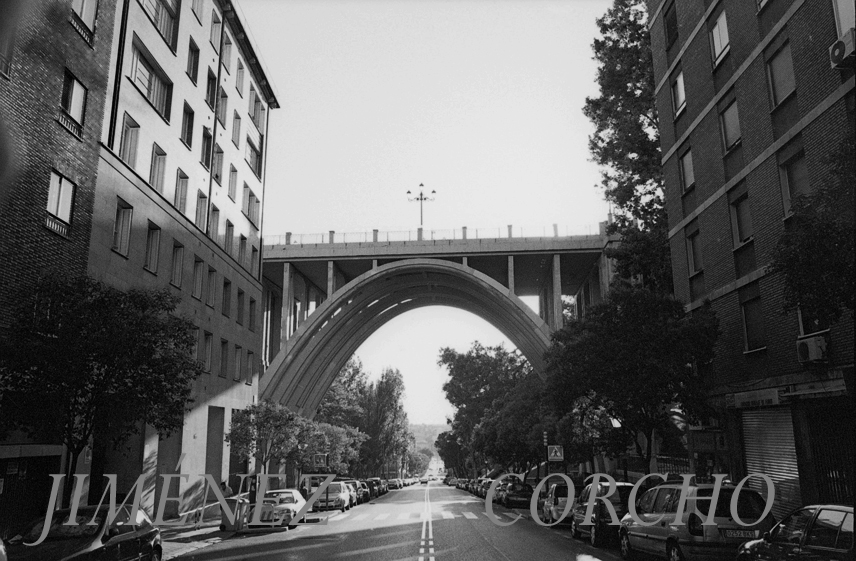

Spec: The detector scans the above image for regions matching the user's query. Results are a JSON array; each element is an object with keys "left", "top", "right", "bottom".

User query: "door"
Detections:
[
  {"left": 647, "top": 487, "right": 679, "bottom": 556},
  {"left": 800, "top": 509, "right": 852, "bottom": 561},
  {"left": 758, "top": 507, "right": 817, "bottom": 560},
  {"left": 628, "top": 488, "right": 658, "bottom": 553}
]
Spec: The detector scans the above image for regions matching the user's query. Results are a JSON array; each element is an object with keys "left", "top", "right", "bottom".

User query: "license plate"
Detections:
[{"left": 724, "top": 530, "right": 755, "bottom": 538}]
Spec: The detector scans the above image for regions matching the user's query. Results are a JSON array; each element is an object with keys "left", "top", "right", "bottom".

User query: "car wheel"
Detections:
[
  {"left": 571, "top": 517, "right": 581, "bottom": 539},
  {"left": 150, "top": 550, "right": 162, "bottom": 561},
  {"left": 668, "top": 542, "right": 685, "bottom": 561},
  {"left": 619, "top": 531, "right": 635, "bottom": 560},
  {"left": 590, "top": 520, "right": 602, "bottom": 547}
]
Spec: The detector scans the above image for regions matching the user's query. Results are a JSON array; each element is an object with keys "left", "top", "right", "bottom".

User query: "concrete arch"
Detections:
[{"left": 261, "top": 258, "right": 553, "bottom": 417}]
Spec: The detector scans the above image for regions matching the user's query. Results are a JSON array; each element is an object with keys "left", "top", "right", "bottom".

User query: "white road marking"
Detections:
[
  {"left": 329, "top": 512, "right": 350, "bottom": 521},
  {"left": 374, "top": 513, "right": 389, "bottom": 520},
  {"left": 352, "top": 513, "right": 369, "bottom": 521},
  {"left": 463, "top": 511, "right": 478, "bottom": 519},
  {"left": 397, "top": 512, "right": 411, "bottom": 519},
  {"left": 441, "top": 511, "right": 454, "bottom": 519}
]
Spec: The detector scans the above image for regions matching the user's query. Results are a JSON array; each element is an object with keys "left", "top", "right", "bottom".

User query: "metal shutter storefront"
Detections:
[{"left": 742, "top": 407, "right": 802, "bottom": 519}]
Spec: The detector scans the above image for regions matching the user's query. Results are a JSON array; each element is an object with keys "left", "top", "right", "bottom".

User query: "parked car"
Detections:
[
  {"left": 246, "top": 489, "right": 308, "bottom": 529},
  {"left": 367, "top": 477, "right": 386, "bottom": 495},
  {"left": 313, "top": 481, "right": 352, "bottom": 511},
  {"left": 570, "top": 481, "right": 634, "bottom": 547},
  {"left": 494, "top": 481, "right": 513, "bottom": 503},
  {"left": 344, "top": 480, "right": 362, "bottom": 505},
  {"left": 364, "top": 479, "right": 379, "bottom": 498},
  {"left": 619, "top": 482, "right": 775, "bottom": 561},
  {"left": 5, "top": 505, "right": 162, "bottom": 561},
  {"left": 736, "top": 504, "right": 853, "bottom": 561},
  {"left": 542, "top": 483, "right": 572, "bottom": 524},
  {"left": 357, "top": 481, "right": 370, "bottom": 503},
  {"left": 420, "top": 476, "right": 429, "bottom": 484},
  {"left": 502, "top": 481, "right": 534, "bottom": 509}
]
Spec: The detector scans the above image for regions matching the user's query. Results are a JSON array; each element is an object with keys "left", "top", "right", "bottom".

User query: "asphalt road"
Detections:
[{"left": 174, "top": 482, "right": 623, "bottom": 561}]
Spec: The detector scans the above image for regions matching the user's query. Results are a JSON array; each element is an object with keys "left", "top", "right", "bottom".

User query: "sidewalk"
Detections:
[{"left": 159, "top": 518, "right": 235, "bottom": 560}]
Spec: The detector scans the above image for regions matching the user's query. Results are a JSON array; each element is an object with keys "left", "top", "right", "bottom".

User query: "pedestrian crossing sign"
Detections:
[{"left": 547, "top": 445, "right": 563, "bottom": 461}]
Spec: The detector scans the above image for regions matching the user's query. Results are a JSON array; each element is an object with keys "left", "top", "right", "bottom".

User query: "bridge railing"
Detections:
[{"left": 265, "top": 224, "right": 605, "bottom": 246}]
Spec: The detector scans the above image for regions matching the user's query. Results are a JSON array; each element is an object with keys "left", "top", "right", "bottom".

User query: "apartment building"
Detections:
[
  {"left": 0, "top": 0, "right": 279, "bottom": 521},
  {"left": 87, "top": 0, "right": 278, "bottom": 513},
  {"left": 645, "top": 0, "right": 853, "bottom": 516}
]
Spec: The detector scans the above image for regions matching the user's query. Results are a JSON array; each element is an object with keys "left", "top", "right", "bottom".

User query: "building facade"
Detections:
[
  {"left": 0, "top": 0, "right": 278, "bottom": 522},
  {"left": 646, "top": 0, "right": 854, "bottom": 517}
]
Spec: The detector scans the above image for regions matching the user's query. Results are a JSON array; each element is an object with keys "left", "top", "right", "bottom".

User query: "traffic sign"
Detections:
[
  {"left": 313, "top": 453, "right": 327, "bottom": 467},
  {"left": 547, "top": 445, "right": 563, "bottom": 461}
]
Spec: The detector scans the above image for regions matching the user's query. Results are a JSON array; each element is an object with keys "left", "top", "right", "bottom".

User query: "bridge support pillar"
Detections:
[
  {"left": 280, "top": 263, "right": 293, "bottom": 347},
  {"left": 327, "top": 261, "right": 334, "bottom": 297},
  {"left": 551, "top": 254, "right": 563, "bottom": 331},
  {"left": 508, "top": 256, "right": 515, "bottom": 295}
]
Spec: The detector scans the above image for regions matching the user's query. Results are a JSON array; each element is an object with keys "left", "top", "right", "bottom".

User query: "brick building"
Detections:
[
  {"left": 645, "top": 0, "right": 854, "bottom": 516},
  {"left": 0, "top": 0, "right": 278, "bottom": 523}
]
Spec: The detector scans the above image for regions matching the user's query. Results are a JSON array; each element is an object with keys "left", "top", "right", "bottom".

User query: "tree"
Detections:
[
  {"left": 406, "top": 450, "right": 430, "bottom": 476},
  {"left": 315, "top": 358, "right": 368, "bottom": 428},
  {"left": 289, "top": 420, "right": 367, "bottom": 475},
  {"left": 435, "top": 431, "right": 467, "bottom": 478},
  {"left": 355, "top": 368, "right": 412, "bottom": 476},
  {"left": 0, "top": 275, "right": 202, "bottom": 506},
  {"left": 545, "top": 285, "right": 719, "bottom": 471},
  {"left": 417, "top": 447, "right": 434, "bottom": 460},
  {"left": 226, "top": 400, "right": 300, "bottom": 473},
  {"left": 768, "top": 137, "right": 855, "bottom": 326},
  {"left": 583, "top": 0, "right": 671, "bottom": 292}
]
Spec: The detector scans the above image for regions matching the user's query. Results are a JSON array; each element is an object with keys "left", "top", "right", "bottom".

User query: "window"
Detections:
[
  {"left": 224, "top": 221, "right": 234, "bottom": 254},
  {"left": 205, "top": 68, "right": 216, "bottom": 108},
  {"left": 201, "top": 127, "right": 212, "bottom": 168},
  {"left": 679, "top": 149, "right": 695, "bottom": 192},
  {"left": 112, "top": 199, "right": 133, "bottom": 256},
  {"left": 219, "top": 339, "right": 228, "bottom": 377},
  {"left": 187, "top": 39, "right": 199, "bottom": 83},
  {"left": 72, "top": 0, "right": 98, "bottom": 30},
  {"left": 246, "top": 140, "right": 261, "bottom": 177},
  {"left": 768, "top": 43, "right": 795, "bottom": 107},
  {"left": 228, "top": 165, "right": 238, "bottom": 199},
  {"left": 833, "top": 0, "right": 856, "bottom": 38},
  {"left": 206, "top": 267, "right": 216, "bottom": 307},
  {"left": 192, "top": 0, "right": 203, "bottom": 18},
  {"left": 731, "top": 194, "right": 753, "bottom": 245},
  {"left": 664, "top": 3, "right": 678, "bottom": 49},
  {"left": 180, "top": 103, "right": 194, "bottom": 147},
  {"left": 248, "top": 298, "right": 257, "bottom": 331},
  {"left": 238, "top": 235, "right": 247, "bottom": 264},
  {"left": 234, "top": 345, "right": 242, "bottom": 380},
  {"left": 192, "top": 256, "right": 204, "bottom": 298},
  {"left": 119, "top": 113, "right": 140, "bottom": 167},
  {"left": 46, "top": 171, "right": 75, "bottom": 233},
  {"left": 798, "top": 307, "right": 829, "bottom": 337},
  {"left": 202, "top": 332, "right": 212, "bottom": 372},
  {"left": 250, "top": 246, "right": 258, "bottom": 276},
  {"left": 195, "top": 190, "right": 207, "bottom": 228},
  {"left": 231, "top": 111, "right": 241, "bottom": 147},
  {"left": 236, "top": 289, "right": 245, "bottom": 325},
  {"left": 222, "top": 35, "right": 232, "bottom": 72},
  {"left": 210, "top": 206, "right": 220, "bottom": 239},
  {"left": 170, "top": 242, "right": 183, "bottom": 286},
  {"left": 782, "top": 151, "right": 809, "bottom": 212},
  {"left": 60, "top": 71, "right": 87, "bottom": 135},
  {"left": 236, "top": 59, "right": 245, "bottom": 94},
  {"left": 210, "top": 10, "right": 221, "bottom": 49},
  {"left": 217, "top": 87, "right": 228, "bottom": 125},
  {"left": 248, "top": 86, "right": 264, "bottom": 130},
  {"left": 174, "top": 169, "right": 188, "bottom": 213},
  {"left": 710, "top": 11, "right": 730, "bottom": 65},
  {"left": 243, "top": 185, "right": 260, "bottom": 224},
  {"left": 131, "top": 45, "right": 172, "bottom": 119},
  {"left": 144, "top": 222, "right": 160, "bottom": 272},
  {"left": 212, "top": 144, "right": 223, "bottom": 184},
  {"left": 149, "top": 143, "right": 166, "bottom": 192},
  {"left": 140, "top": 0, "right": 177, "bottom": 46},
  {"left": 222, "top": 278, "right": 231, "bottom": 316},
  {"left": 720, "top": 100, "right": 741, "bottom": 151},
  {"left": 246, "top": 351, "right": 254, "bottom": 383},
  {"left": 686, "top": 229, "right": 702, "bottom": 274},
  {"left": 191, "top": 327, "right": 199, "bottom": 361},
  {"left": 671, "top": 71, "right": 686, "bottom": 116},
  {"left": 740, "top": 283, "right": 765, "bottom": 351},
  {"left": 806, "top": 509, "right": 848, "bottom": 549}
]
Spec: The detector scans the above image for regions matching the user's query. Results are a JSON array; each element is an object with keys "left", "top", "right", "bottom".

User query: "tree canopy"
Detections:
[
  {"left": 0, "top": 274, "right": 203, "bottom": 505},
  {"left": 226, "top": 400, "right": 300, "bottom": 473}
]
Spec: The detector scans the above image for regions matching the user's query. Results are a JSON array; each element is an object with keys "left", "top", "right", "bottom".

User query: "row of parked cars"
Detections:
[{"left": 447, "top": 475, "right": 853, "bottom": 560}]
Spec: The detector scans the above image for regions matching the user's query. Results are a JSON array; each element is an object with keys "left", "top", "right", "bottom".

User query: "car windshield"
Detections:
[
  {"left": 694, "top": 488, "right": 767, "bottom": 520},
  {"left": 269, "top": 491, "right": 296, "bottom": 504},
  {"left": 20, "top": 509, "right": 105, "bottom": 543}
]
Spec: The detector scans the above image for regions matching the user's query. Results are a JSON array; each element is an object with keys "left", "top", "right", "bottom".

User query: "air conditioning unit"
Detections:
[
  {"left": 829, "top": 27, "right": 855, "bottom": 69},
  {"left": 797, "top": 336, "right": 828, "bottom": 363}
]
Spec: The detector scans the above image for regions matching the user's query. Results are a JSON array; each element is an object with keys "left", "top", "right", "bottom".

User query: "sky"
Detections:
[{"left": 238, "top": 0, "right": 613, "bottom": 423}]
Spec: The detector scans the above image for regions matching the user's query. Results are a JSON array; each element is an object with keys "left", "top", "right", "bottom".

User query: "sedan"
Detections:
[
  {"left": 736, "top": 504, "right": 853, "bottom": 560},
  {"left": 570, "top": 481, "right": 634, "bottom": 547},
  {"left": 5, "top": 505, "right": 162, "bottom": 561},
  {"left": 313, "top": 482, "right": 352, "bottom": 511},
  {"left": 245, "top": 489, "right": 308, "bottom": 530},
  {"left": 502, "top": 481, "right": 534, "bottom": 509}
]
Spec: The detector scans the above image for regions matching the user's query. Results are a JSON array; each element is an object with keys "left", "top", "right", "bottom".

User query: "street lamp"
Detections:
[{"left": 406, "top": 184, "right": 435, "bottom": 227}]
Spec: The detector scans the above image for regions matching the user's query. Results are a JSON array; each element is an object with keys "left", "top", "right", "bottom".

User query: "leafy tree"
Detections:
[
  {"left": 0, "top": 275, "right": 202, "bottom": 506},
  {"left": 226, "top": 400, "right": 300, "bottom": 473},
  {"left": 290, "top": 420, "right": 367, "bottom": 475},
  {"left": 435, "top": 431, "right": 467, "bottom": 478},
  {"left": 545, "top": 285, "right": 719, "bottom": 471},
  {"left": 406, "top": 450, "right": 431, "bottom": 476},
  {"left": 417, "top": 447, "right": 434, "bottom": 460},
  {"left": 355, "top": 368, "right": 412, "bottom": 476},
  {"left": 768, "top": 137, "right": 855, "bottom": 326},
  {"left": 315, "top": 358, "right": 368, "bottom": 428},
  {"left": 583, "top": 0, "right": 671, "bottom": 292}
]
